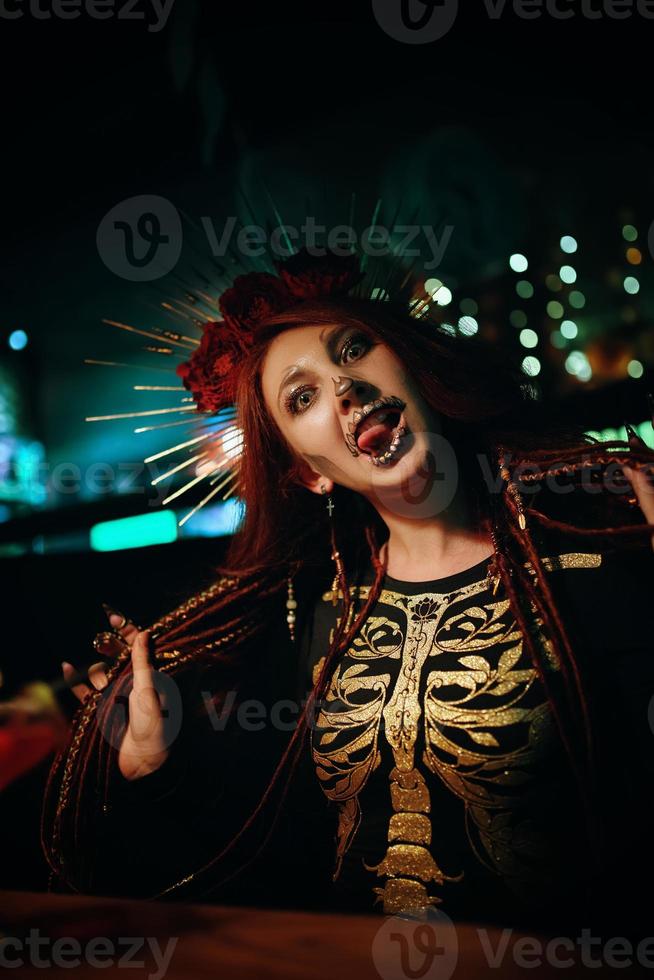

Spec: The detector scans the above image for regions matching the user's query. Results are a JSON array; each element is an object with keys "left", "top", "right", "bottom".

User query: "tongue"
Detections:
[{"left": 357, "top": 421, "right": 396, "bottom": 454}]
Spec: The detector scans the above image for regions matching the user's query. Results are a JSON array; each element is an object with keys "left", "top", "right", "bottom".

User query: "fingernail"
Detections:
[
  {"left": 61, "top": 661, "right": 71, "bottom": 671},
  {"left": 624, "top": 421, "right": 646, "bottom": 447},
  {"left": 108, "top": 613, "right": 125, "bottom": 629},
  {"left": 102, "top": 603, "right": 124, "bottom": 619}
]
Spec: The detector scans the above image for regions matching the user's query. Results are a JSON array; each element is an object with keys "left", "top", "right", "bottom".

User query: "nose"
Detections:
[{"left": 332, "top": 375, "right": 375, "bottom": 410}]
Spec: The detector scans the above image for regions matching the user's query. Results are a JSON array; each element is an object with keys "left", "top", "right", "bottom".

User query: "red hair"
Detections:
[{"left": 42, "top": 297, "right": 654, "bottom": 900}]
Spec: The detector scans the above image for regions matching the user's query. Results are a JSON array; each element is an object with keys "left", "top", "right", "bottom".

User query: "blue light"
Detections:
[
  {"left": 177, "top": 499, "right": 244, "bottom": 538},
  {"left": 8, "top": 330, "right": 28, "bottom": 351}
]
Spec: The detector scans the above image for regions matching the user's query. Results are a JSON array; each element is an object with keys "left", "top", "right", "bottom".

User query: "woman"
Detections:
[{"left": 42, "top": 249, "right": 654, "bottom": 936}]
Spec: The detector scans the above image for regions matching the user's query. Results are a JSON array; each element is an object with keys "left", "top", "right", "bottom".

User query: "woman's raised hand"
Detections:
[{"left": 61, "top": 610, "right": 169, "bottom": 781}]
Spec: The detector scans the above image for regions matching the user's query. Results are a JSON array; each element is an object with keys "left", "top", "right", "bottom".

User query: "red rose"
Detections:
[
  {"left": 219, "top": 272, "right": 292, "bottom": 333},
  {"left": 275, "top": 247, "right": 364, "bottom": 299},
  {"left": 177, "top": 251, "right": 365, "bottom": 415},
  {"left": 176, "top": 321, "right": 246, "bottom": 413}
]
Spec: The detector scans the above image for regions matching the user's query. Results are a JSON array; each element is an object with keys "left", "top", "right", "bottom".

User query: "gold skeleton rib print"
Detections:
[{"left": 310, "top": 553, "right": 602, "bottom": 915}]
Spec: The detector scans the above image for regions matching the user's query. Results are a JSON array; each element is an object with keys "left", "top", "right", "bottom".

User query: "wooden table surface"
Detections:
[{"left": 0, "top": 889, "right": 628, "bottom": 978}]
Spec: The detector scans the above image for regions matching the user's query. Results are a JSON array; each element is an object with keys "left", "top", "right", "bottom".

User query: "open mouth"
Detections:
[{"left": 352, "top": 398, "right": 408, "bottom": 467}]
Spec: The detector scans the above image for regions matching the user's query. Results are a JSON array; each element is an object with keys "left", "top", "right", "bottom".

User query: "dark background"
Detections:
[{"left": 1, "top": 0, "right": 653, "bottom": 890}]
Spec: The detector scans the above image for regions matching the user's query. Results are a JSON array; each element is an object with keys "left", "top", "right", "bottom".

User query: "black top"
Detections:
[{"left": 65, "top": 538, "right": 654, "bottom": 937}]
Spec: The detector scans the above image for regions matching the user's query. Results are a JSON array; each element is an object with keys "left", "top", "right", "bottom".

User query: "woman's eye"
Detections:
[
  {"left": 341, "top": 334, "right": 370, "bottom": 363},
  {"left": 287, "top": 386, "right": 314, "bottom": 414}
]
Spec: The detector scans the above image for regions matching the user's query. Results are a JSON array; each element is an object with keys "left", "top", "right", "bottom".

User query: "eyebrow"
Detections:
[{"left": 276, "top": 324, "right": 351, "bottom": 407}]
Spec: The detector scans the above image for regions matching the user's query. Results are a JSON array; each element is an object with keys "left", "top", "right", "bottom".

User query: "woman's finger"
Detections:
[
  {"left": 61, "top": 662, "right": 93, "bottom": 703},
  {"left": 102, "top": 605, "right": 139, "bottom": 648},
  {"left": 130, "top": 630, "right": 154, "bottom": 693},
  {"left": 88, "top": 661, "right": 109, "bottom": 691},
  {"left": 624, "top": 465, "right": 654, "bottom": 549}
]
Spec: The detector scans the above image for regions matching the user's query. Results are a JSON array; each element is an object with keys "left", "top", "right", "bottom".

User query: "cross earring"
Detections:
[
  {"left": 321, "top": 484, "right": 335, "bottom": 517},
  {"left": 321, "top": 485, "right": 343, "bottom": 606}
]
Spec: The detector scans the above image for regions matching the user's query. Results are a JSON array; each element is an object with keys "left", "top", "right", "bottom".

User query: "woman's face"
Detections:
[{"left": 260, "top": 321, "right": 443, "bottom": 501}]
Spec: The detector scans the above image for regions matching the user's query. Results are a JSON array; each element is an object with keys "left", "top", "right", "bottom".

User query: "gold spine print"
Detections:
[{"left": 311, "top": 553, "right": 602, "bottom": 915}]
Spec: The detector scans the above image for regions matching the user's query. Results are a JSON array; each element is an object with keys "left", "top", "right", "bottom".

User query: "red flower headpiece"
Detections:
[{"left": 176, "top": 248, "right": 364, "bottom": 413}]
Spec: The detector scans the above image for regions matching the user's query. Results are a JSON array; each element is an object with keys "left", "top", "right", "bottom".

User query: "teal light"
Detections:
[
  {"left": 560, "top": 319, "right": 578, "bottom": 339},
  {"left": 637, "top": 421, "right": 654, "bottom": 448},
  {"left": 559, "top": 265, "right": 577, "bottom": 284},
  {"left": 587, "top": 422, "right": 654, "bottom": 450},
  {"left": 91, "top": 509, "right": 178, "bottom": 552},
  {"left": 627, "top": 359, "right": 644, "bottom": 379},
  {"left": 516, "top": 280, "right": 534, "bottom": 299},
  {"left": 565, "top": 350, "right": 592, "bottom": 381},
  {"left": 521, "top": 355, "right": 541, "bottom": 376},
  {"left": 560, "top": 236, "right": 578, "bottom": 254},
  {"left": 177, "top": 499, "right": 244, "bottom": 537},
  {"left": 510, "top": 253, "right": 528, "bottom": 273},
  {"left": 569, "top": 290, "right": 586, "bottom": 309},
  {"left": 434, "top": 285, "right": 453, "bottom": 306},
  {"left": 550, "top": 330, "right": 566, "bottom": 349},
  {"left": 8, "top": 330, "right": 28, "bottom": 351},
  {"left": 457, "top": 316, "right": 478, "bottom": 337},
  {"left": 519, "top": 328, "right": 538, "bottom": 349},
  {"left": 623, "top": 276, "right": 640, "bottom": 295},
  {"left": 622, "top": 224, "right": 638, "bottom": 242}
]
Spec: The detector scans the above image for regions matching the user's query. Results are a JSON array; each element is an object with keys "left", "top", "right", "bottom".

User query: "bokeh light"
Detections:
[
  {"left": 8, "top": 330, "right": 28, "bottom": 351},
  {"left": 565, "top": 350, "right": 592, "bottom": 381},
  {"left": 521, "top": 356, "right": 541, "bottom": 376},
  {"left": 519, "top": 328, "right": 538, "bottom": 348},
  {"left": 510, "top": 253, "right": 528, "bottom": 273},
  {"left": 459, "top": 297, "right": 478, "bottom": 315},
  {"left": 560, "top": 319, "right": 578, "bottom": 339},
  {"left": 458, "top": 316, "right": 479, "bottom": 336},
  {"left": 546, "top": 301, "right": 564, "bottom": 319},
  {"left": 516, "top": 280, "right": 534, "bottom": 299},
  {"left": 509, "top": 310, "right": 528, "bottom": 328}
]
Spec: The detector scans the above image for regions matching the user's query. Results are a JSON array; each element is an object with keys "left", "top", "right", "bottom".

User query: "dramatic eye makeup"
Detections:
[{"left": 283, "top": 330, "right": 373, "bottom": 415}]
